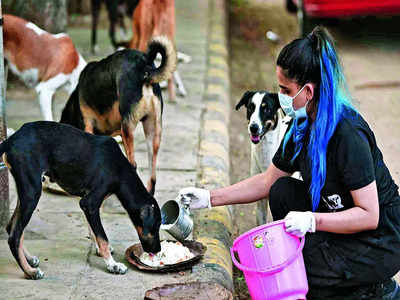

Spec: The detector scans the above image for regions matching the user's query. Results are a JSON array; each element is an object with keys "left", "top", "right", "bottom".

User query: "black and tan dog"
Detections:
[
  {"left": 61, "top": 36, "right": 176, "bottom": 196},
  {"left": 1, "top": 121, "right": 161, "bottom": 279},
  {"left": 90, "top": 0, "right": 139, "bottom": 54}
]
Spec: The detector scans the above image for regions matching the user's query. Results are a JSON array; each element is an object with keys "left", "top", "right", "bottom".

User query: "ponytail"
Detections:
[{"left": 278, "top": 26, "right": 355, "bottom": 211}]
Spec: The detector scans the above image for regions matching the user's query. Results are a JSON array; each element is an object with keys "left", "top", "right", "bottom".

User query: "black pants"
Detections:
[{"left": 269, "top": 177, "right": 400, "bottom": 300}]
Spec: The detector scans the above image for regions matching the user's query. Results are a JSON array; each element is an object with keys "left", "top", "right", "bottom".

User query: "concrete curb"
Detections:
[{"left": 192, "top": 0, "right": 234, "bottom": 292}]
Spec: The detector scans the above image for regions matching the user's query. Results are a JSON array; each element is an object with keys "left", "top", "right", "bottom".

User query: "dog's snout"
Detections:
[
  {"left": 249, "top": 123, "right": 259, "bottom": 134},
  {"left": 139, "top": 231, "right": 161, "bottom": 253}
]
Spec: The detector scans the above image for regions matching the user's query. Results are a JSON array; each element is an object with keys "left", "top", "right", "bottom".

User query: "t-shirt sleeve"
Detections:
[
  {"left": 336, "top": 126, "right": 375, "bottom": 191},
  {"left": 272, "top": 132, "right": 298, "bottom": 174}
]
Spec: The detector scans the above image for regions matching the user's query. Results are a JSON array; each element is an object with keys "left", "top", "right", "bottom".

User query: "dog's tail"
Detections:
[{"left": 145, "top": 36, "right": 177, "bottom": 84}]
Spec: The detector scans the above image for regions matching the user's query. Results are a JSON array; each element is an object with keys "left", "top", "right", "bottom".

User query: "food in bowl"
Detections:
[{"left": 139, "top": 240, "right": 194, "bottom": 267}]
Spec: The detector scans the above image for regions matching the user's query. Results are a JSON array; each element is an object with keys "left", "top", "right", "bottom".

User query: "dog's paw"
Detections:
[
  {"left": 159, "top": 80, "right": 168, "bottom": 89},
  {"left": 92, "top": 45, "right": 100, "bottom": 55},
  {"left": 177, "top": 52, "right": 192, "bottom": 64},
  {"left": 96, "top": 245, "right": 114, "bottom": 256},
  {"left": 27, "top": 256, "right": 40, "bottom": 268},
  {"left": 107, "top": 262, "right": 127, "bottom": 274},
  {"left": 33, "top": 268, "right": 44, "bottom": 280},
  {"left": 177, "top": 87, "right": 187, "bottom": 97},
  {"left": 25, "top": 268, "right": 44, "bottom": 280},
  {"left": 42, "top": 177, "right": 69, "bottom": 195},
  {"left": 118, "top": 29, "right": 128, "bottom": 41}
]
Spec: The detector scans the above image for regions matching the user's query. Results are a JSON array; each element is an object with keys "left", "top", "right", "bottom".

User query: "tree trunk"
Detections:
[
  {"left": 0, "top": 0, "right": 10, "bottom": 228},
  {"left": 3, "top": 0, "right": 67, "bottom": 33}
]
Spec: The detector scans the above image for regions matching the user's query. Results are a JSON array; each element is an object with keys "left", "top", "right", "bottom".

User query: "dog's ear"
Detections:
[
  {"left": 235, "top": 91, "right": 255, "bottom": 110},
  {"left": 270, "top": 93, "right": 280, "bottom": 110}
]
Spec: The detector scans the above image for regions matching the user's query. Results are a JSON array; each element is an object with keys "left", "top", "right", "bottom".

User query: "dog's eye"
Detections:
[{"left": 261, "top": 103, "right": 266, "bottom": 107}]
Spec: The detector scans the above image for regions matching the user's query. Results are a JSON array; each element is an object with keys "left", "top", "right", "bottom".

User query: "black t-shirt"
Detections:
[{"left": 272, "top": 112, "right": 400, "bottom": 212}]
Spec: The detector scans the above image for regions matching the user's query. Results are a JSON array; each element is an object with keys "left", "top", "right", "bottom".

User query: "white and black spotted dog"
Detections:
[
  {"left": 236, "top": 90, "right": 290, "bottom": 224},
  {"left": 236, "top": 91, "right": 286, "bottom": 145}
]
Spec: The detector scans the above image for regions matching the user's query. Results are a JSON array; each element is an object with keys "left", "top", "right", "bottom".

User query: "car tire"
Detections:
[
  {"left": 286, "top": 0, "right": 297, "bottom": 13},
  {"left": 297, "top": 0, "right": 316, "bottom": 37}
]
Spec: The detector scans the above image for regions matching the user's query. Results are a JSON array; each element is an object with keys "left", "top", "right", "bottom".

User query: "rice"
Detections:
[{"left": 140, "top": 240, "right": 194, "bottom": 267}]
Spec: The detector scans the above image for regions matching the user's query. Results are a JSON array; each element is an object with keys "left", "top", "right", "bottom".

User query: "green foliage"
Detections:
[{"left": 237, "top": 275, "right": 245, "bottom": 281}]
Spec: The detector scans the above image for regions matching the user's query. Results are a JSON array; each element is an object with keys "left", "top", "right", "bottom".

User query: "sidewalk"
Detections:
[{"left": 0, "top": 0, "right": 233, "bottom": 299}]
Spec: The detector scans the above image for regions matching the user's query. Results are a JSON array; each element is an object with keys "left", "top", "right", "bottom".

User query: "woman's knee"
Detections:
[{"left": 269, "top": 176, "right": 310, "bottom": 220}]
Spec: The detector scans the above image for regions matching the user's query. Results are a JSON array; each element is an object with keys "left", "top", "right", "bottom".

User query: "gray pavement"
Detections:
[{"left": 0, "top": 1, "right": 222, "bottom": 299}]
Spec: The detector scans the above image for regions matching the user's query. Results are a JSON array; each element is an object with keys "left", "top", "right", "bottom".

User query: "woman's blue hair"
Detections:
[{"left": 278, "top": 26, "right": 356, "bottom": 211}]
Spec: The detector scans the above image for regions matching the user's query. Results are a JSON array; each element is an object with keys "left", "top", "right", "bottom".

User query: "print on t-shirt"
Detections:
[{"left": 322, "top": 194, "right": 344, "bottom": 211}]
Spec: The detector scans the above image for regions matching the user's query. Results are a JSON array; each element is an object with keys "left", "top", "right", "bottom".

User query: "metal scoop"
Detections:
[{"left": 160, "top": 198, "right": 193, "bottom": 242}]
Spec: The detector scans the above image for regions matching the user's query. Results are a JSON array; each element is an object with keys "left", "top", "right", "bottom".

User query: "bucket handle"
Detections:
[{"left": 230, "top": 236, "right": 305, "bottom": 275}]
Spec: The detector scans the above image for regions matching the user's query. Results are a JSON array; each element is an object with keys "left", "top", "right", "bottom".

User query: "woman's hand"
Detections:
[
  {"left": 177, "top": 187, "right": 211, "bottom": 210},
  {"left": 284, "top": 211, "right": 316, "bottom": 237}
]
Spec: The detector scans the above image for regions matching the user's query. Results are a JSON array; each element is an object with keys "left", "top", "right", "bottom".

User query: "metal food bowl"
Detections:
[{"left": 125, "top": 240, "right": 206, "bottom": 273}]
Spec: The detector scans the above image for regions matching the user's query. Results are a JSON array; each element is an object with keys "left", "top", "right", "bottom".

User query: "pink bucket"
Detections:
[{"left": 230, "top": 220, "right": 308, "bottom": 300}]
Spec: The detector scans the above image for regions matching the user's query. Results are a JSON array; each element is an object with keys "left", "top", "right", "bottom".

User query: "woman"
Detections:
[{"left": 178, "top": 26, "right": 400, "bottom": 299}]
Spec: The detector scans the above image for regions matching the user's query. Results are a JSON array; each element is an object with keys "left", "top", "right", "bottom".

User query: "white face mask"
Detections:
[{"left": 278, "top": 85, "right": 308, "bottom": 119}]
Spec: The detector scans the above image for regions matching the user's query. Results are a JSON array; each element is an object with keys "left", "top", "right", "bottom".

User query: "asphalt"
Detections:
[{"left": 0, "top": 0, "right": 234, "bottom": 299}]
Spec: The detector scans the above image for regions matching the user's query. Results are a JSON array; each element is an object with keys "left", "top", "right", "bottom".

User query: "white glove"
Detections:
[
  {"left": 284, "top": 211, "right": 316, "bottom": 237},
  {"left": 177, "top": 187, "right": 211, "bottom": 210}
]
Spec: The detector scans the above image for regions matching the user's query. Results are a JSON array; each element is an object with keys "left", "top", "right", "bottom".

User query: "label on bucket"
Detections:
[
  {"left": 264, "top": 230, "right": 275, "bottom": 245},
  {"left": 253, "top": 234, "right": 264, "bottom": 249}
]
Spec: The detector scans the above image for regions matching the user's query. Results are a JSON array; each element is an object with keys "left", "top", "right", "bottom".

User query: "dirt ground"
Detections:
[{"left": 228, "top": 0, "right": 400, "bottom": 299}]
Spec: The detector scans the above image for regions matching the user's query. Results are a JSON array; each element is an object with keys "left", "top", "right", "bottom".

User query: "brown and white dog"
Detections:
[
  {"left": 127, "top": 0, "right": 187, "bottom": 101},
  {"left": 3, "top": 14, "right": 87, "bottom": 121}
]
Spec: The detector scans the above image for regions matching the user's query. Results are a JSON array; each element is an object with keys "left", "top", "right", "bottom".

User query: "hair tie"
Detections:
[{"left": 306, "top": 32, "right": 320, "bottom": 51}]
